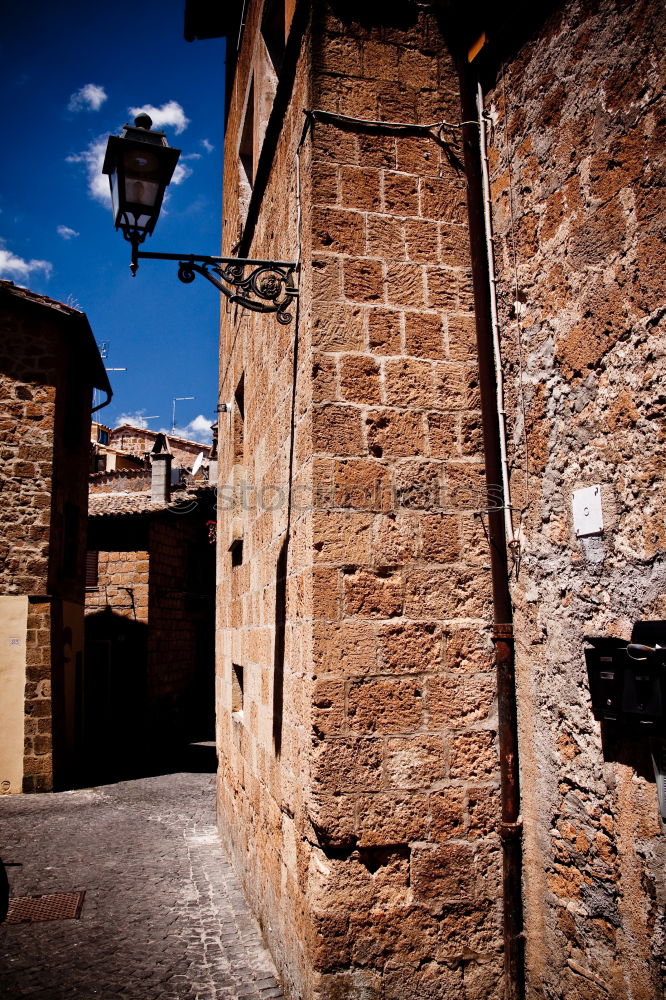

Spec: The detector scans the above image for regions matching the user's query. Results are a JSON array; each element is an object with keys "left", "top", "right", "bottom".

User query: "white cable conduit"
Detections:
[{"left": 476, "top": 82, "right": 516, "bottom": 550}]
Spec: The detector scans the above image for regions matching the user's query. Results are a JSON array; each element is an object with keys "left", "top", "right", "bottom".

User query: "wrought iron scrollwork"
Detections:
[
  {"left": 175, "top": 259, "right": 297, "bottom": 324},
  {"left": 126, "top": 242, "right": 299, "bottom": 323}
]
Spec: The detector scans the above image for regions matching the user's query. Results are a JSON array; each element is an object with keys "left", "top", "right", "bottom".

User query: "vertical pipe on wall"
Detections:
[
  {"left": 476, "top": 82, "right": 515, "bottom": 549},
  {"left": 458, "top": 66, "right": 525, "bottom": 1000}
]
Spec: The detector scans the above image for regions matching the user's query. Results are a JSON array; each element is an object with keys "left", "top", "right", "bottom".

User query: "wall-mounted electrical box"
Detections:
[
  {"left": 586, "top": 622, "right": 666, "bottom": 821},
  {"left": 573, "top": 485, "right": 604, "bottom": 537},
  {"left": 584, "top": 621, "right": 666, "bottom": 729}
]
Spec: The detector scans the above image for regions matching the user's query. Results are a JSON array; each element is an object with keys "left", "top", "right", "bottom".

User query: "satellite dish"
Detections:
[{"left": 191, "top": 451, "right": 204, "bottom": 477}]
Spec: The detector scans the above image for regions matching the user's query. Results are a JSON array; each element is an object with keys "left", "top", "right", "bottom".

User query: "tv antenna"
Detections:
[
  {"left": 94, "top": 342, "right": 127, "bottom": 409},
  {"left": 172, "top": 396, "right": 195, "bottom": 433}
]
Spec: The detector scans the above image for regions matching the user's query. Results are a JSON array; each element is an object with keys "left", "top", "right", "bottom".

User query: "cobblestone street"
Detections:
[{"left": 0, "top": 773, "right": 284, "bottom": 1000}]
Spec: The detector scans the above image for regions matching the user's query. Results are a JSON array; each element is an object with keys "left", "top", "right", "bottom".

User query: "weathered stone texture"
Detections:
[
  {"left": 85, "top": 549, "right": 150, "bottom": 623},
  {"left": 85, "top": 505, "right": 216, "bottom": 764},
  {"left": 0, "top": 324, "right": 57, "bottom": 597},
  {"left": 217, "top": 4, "right": 500, "bottom": 998},
  {"left": 486, "top": 0, "right": 666, "bottom": 996},
  {"left": 1, "top": 288, "right": 99, "bottom": 791},
  {"left": 23, "top": 599, "right": 53, "bottom": 792}
]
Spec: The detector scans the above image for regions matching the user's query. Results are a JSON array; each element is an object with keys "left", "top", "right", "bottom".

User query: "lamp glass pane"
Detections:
[
  {"left": 124, "top": 178, "right": 160, "bottom": 208},
  {"left": 123, "top": 149, "right": 161, "bottom": 207},
  {"left": 110, "top": 171, "right": 119, "bottom": 223}
]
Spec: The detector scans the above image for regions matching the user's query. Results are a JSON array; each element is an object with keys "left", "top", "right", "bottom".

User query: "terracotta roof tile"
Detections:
[{"left": 88, "top": 491, "right": 202, "bottom": 518}]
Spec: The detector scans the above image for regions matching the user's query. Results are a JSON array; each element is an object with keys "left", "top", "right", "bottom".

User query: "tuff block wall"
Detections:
[
  {"left": 110, "top": 426, "right": 208, "bottom": 470},
  {"left": 85, "top": 510, "right": 216, "bottom": 760},
  {"left": 85, "top": 549, "right": 150, "bottom": 623},
  {"left": 485, "top": 0, "right": 666, "bottom": 996},
  {"left": 0, "top": 293, "right": 93, "bottom": 791},
  {"left": 0, "top": 316, "right": 58, "bottom": 597},
  {"left": 217, "top": 4, "right": 502, "bottom": 998},
  {"left": 23, "top": 599, "right": 54, "bottom": 792}
]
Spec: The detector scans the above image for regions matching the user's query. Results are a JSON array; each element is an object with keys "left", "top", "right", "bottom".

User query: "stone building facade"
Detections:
[
  {"left": 483, "top": 3, "right": 666, "bottom": 997},
  {"left": 110, "top": 424, "right": 211, "bottom": 472},
  {"left": 0, "top": 281, "right": 111, "bottom": 793},
  {"left": 85, "top": 441, "right": 216, "bottom": 781},
  {"left": 197, "top": 0, "right": 665, "bottom": 998}
]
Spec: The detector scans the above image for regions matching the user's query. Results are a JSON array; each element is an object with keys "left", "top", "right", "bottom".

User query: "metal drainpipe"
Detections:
[
  {"left": 458, "top": 66, "right": 525, "bottom": 1000},
  {"left": 476, "top": 82, "right": 515, "bottom": 550}
]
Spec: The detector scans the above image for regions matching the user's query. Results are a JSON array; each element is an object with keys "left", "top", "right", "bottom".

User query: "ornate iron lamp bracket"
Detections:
[{"left": 128, "top": 241, "right": 298, "bottom": 324}]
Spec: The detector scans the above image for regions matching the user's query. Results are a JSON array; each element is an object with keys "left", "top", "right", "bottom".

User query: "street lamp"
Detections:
[{"left": 102, "top": 114, "right": 298, "bottom": 324}]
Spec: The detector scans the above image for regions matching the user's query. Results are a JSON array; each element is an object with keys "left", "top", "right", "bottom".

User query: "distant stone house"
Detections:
[
  {"left": 108, "top": 424, "right": 210, "bottom": 474},
  {"left": 84, "top": 434, "right": 216, "bottom": 782},
  {"left": 0, "top": 280, "right": 111, "bottom": 793},
  {"left": 90, "top": 421, "right": 146, "bottom": 475}
]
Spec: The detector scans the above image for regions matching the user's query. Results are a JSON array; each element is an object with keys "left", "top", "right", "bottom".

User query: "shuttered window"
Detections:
[{"left": 85, "top": 550, "right": 99, "bottom": 589}]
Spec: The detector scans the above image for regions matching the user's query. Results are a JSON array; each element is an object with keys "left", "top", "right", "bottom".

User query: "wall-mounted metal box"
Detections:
[{"left": 584, "top": 621, "right": 666, "bottom": 732}]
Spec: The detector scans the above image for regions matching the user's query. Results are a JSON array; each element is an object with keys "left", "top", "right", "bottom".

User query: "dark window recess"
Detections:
[
  {"left": 234, "top": 374, "right": 245, "bottom": 464},
  {"left": 230, "top": 538, "right": 243, "bottom": 568},
  {"left": 85, "top": 551, "right": 99, "bottom": 589},
  {"left": 261, "top": 0, "right": 286, "bottom": 74},
  {"left": 232, "top": 663, "right": 244, "bottom": 713},
  {"left": 63, "top": 503, "right": 80, "bottom": 578},
  {"left": 97, "top": 428, "right": 109, "bottom": 445},
  {"left": 239, "top": 81, "right": 255, "bottom": 187}
]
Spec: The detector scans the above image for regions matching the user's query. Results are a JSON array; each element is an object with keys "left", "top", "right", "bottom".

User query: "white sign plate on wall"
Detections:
[{"left": 573, "top": 485, "right": 604, "bottom": 537}]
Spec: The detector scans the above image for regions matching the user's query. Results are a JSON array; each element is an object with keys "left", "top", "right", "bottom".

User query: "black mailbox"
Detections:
[{"left": 585, "top": 621, "right": 666, "bottom": 733}]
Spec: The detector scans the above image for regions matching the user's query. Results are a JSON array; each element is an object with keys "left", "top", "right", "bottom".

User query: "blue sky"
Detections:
[{"left": 0, "top": 0, "right": 225, "bottom": 443}]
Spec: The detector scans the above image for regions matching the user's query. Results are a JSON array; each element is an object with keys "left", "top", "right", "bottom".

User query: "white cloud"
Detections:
[
  {"left": 114, "top": 410, "right": 154, "bottom": 430},
  {"left": 172, "top": 163, "right": 193, "bottom": 186},
  {"left": 0, "top": 242, "right": 52, "bottom": 281},
  {"left": 182, "top": 152, "right": 202, "bottom": 161},
  {"left": 66, "top": 136, "right": 110, "bottom": 205},
  {"left": 163, "top": 415, "right": 213, "bottom": 445},
  {"left": 201, "top": 138, "right": 214, "bottom": 153},
  {"left": 57, "top": 225, "right": 79, "bottom": 240},
  {"left": 129, "top": 100, "right": 189, "bottom": 134},
  {"left": 68, "top": 83, "right": 107, "bottom": 112}
]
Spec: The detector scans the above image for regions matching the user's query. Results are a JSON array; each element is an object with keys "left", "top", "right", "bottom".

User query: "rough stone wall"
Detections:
[
  {"left": 217, "top": 4, "right": 502, "bottom": 998},
  {"left": 23, "top": 599, "right": 53, "bottom": 792},
  {"left": 86, "top": 512, "right": 215, "bottom": 745},
  {"left": 485, "top": 1, "right": 666, "bottom": 996},
  {"left": 0, "top": 313, "right": 58, "bottom": 596},
  {"left": 85, "top": 549, "right": 150, "bottom": 623},
  {"left": 0, "top": 311, "right": 58, "bottom": 791},
  {"left": 216, "top": 2, "right": 317, "bottom": 994},
  {"left": 0, "top": 297, "right": 94, "bottom": 790},
  {"left": 89, "top": 469, "right": 151, "bottom": 493},
  {"left": 110, "top": 427, "right": 207, "bottom": 469},
  {"left": 147, "top": 517, "right": 212, "bottom": 723}
]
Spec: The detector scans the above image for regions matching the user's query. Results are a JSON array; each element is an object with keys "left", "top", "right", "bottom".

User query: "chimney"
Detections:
[{"left": 150, "top": 433, "right": 172, "bottom": 502}]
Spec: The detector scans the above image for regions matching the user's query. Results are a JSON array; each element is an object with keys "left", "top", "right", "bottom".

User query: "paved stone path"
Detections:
[{"left": 0, "top": 773, "right": 284, "bottom": 1000}]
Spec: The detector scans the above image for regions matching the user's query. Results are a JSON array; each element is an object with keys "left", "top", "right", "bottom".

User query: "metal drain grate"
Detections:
[{"left": 6, "top": 890, "right": 85, "bottom": 924}]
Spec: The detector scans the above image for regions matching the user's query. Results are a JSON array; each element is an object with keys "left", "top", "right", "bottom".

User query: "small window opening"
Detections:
[
  {"left": 261, "top": 0, "right": 286, "bottom": 74},
  {"left": 234, "top": 374, "right": 245, "bottom": 465},
  {"left": 97, "top": 428, "right": 109, "bottom": 445},
  {"left": 85, "top": 550, "right": 99, "bottom": 589},
  {"left": 232, "top": 663, "right": 244, "bottom": 714},
  {"left": 230, "top": 539, "right": 244, "bottom": 568}
]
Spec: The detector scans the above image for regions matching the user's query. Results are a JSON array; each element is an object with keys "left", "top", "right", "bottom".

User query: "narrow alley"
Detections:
[{"left": 0, "top": 773, "right": 284, "bottom": 1000}]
